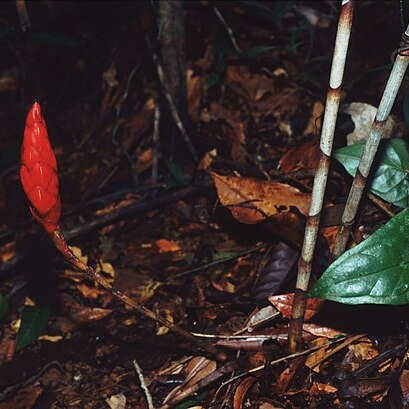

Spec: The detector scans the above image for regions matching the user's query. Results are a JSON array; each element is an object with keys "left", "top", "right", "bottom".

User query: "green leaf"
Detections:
[
  {"left": 207, "top": 71, "right": 220, "bottom": 88},
  {"left": 309, "top": 207, "right": 409, "bottom": 305},
  {"left": 165, "top": 160, "right": 191, "bottom": 187},
  {"left": 16, "top": 305, "right": 51, "bottom": 351},
  {"left": 0, "top": 294, "right": 8, "bottom": 321},
  {"left": 334, "top": 139, "right": 409, "bottom": 208}
]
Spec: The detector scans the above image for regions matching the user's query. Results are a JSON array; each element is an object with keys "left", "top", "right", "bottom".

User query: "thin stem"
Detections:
[
  {"left": 134, "top": 360, "right": 154, "bottom": 409},
  {"left": 288, "top": 0, "right": 355, "bottom": 353},
  {"left": 333, "top": 24, "right": 409, "bottom": 258},
  {"left": 52, "top": 230, "right": 227, "bottom": 362}
]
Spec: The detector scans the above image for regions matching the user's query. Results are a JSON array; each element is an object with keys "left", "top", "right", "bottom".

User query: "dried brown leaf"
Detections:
[
  {"left": 163, "top": 357, "right": 217, "bottom": 404},
  {"left": 233, "top": 376, "right": 257, "bottom": 409},
  {"left": 268, "top": 293, "right": 324, "bottom": 321},
  {"left": 155, "top": 239, "right": 181, "bottom": 253},
  {"left": 310, "top": 382, "right": 338, "bottom": 395},
  {"left": 278, "top": 138, "right": 319, "bottom": 172},
  {"left": 210, "top": 172, "right": 310, "bottom": 224}
]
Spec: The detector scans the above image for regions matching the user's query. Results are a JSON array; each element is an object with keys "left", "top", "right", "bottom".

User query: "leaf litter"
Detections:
[{"left": 0, "top": 2, "right": 408, "bottom": 408}]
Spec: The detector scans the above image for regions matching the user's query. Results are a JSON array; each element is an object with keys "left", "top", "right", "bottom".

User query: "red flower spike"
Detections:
[{"left": 20, "top": 102, "right": 61, "bottom": 234}]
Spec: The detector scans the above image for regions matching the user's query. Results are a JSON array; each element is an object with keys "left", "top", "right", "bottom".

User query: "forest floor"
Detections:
[{"left": 0, "top": 1, "right": 408, "bottom": 408}]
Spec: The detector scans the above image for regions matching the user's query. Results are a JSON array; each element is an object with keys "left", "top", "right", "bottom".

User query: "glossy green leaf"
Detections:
[
  {"left": 16, "top": 305, "right": 51, "bottom": 351},
  {"left": 334, "top": 139, "right": 409, "bottom": 208},
  {"left": 0, "top": 294, "right": 8, "bottom": 321},
  {"left": 309, "top": 207, "right": 409, "bottom": 304}
]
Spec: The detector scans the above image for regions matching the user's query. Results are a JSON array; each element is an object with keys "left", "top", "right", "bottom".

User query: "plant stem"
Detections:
[
  {"left": 52, "top": 230, "right": 227, "bottom": 362},
  {"left": 333, "top": 24, "right": 409, "bottom": 258},
  {"left": 288, "top": 0, "right": 355, "bottom": 353}
]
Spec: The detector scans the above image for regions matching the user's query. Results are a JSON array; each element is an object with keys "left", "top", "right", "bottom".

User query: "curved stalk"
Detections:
[{"left": 333, "top": 25, "right": 409, "bottom": 258}]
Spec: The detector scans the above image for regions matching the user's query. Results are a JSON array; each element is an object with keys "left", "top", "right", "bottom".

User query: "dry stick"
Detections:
[
  {"left": 133, "top": 360, "right": 155, "bottom": 409},
  {"left": 213, "top": 7, "right": 242, "bottom": 53},
  {"left": 288, "top": 0, "right": 355, "bottom": 353},
  {"left": 152, "top": 104, "right": 160, "bottom": 186},
  {"left": 151, "top": 45, "right": 198, "bottom": 163},
  {"left": 51, "top": 230, "right": 227, "bottom": 362},
  {"left": 332, "top": 25, "right": 409, "bottom": 258}
]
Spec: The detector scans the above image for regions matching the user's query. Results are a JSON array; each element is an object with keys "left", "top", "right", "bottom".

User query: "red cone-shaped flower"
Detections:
[{"left": 20, "top": 102, "right": 61, "bottom": 234}]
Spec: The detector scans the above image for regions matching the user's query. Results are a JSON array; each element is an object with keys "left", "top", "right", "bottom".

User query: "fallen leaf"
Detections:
[
  {"left": 76, "top": 283, "right": 107, "bottom": 300},
  {"left": 38, "top": 334, "right": 63, "bottom": 343},
  {"left": 274, "top": 356, "right": 305, "bottom": 394},
  {"left": 187, "top": 69, "right": 206, "bottom": 119},
  {"left": 125, "top": 98, "right": 155, "bottom": 136},
  {"left": 341, "top": 338, "right": 379, "bottom": 372},
  {"left": 268, "top": 293, "right": 325, "bottom": 321},
  {"left": 233, "top": 376, "right": 257, "bottom": 409},
  {"left": 251, "top": 242, "right": 299, "bottom": 300},
  {"left": 400, "top": 369, "right": 409, "bottom": 404},
  {"left": 0, "top": 240, "right": 16, "bottom": 263},
  {"left": 243, "top": 305, "right": 280, "bottom": 333},
  {"left": 338, "top": 377, "right": 391, "bottom": 398},
  {"left": 163, "top": 357, "right": 217, "bottom": 404},
  {"left": 302, "top": 323, "right": 345, "bottom": 338},
  {"left": 305, "top": 337, "right": 332, "bottom": 372},
  {"left": 156, "top": 306, "right": 174, "bottom": 335},
  {"left": 303, "top": 101, "right": 324, "bottom": 136},
  {"left": 136, "top": 148, "right": 153, "bottom": 174},
  {"left": 106, "top": 393, "right": 126, "bottom": 409},
  {"left": 310, "top": 382, "right": 338, "bottom": 395},
  {"left": 226, "top": 65, "right": 275, "bottom": 102},
  {"left": 278, "top": 138, "right": 319, "bottom": 172},
  {"left": 342, "top": 102, "right": 395, "bottom": 145},
  {"left": 0, "top": 385, "right": 43, "bottom": 409},
  {"left": 69, "top": 306, "right": 112, "bottom": 325},
  {"left": 156, "top": 239, "right": 181, "bottom": 253},
  {"left": 210, "top": 172, "right": 310, "bottom": 224}
]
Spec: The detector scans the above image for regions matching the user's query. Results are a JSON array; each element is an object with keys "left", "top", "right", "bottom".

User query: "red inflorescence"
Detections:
[{"left": 20, "top": 102, "right": 61, "bottom": 234}]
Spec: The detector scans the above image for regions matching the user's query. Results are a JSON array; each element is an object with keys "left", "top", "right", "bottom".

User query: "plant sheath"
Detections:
[
  {"left": 288, "top": 0, "right": 355, "bottom": 353},
  {"left": 333, "top": 24, "right": 409, "bottom": 258}
]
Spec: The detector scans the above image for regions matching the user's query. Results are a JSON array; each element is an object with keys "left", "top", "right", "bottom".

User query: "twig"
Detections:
[
  {"left": 367, "top": 192, "right": 397, "bottom": 219},
  {"left": 169, "top": 243, "right": 267, "bottom": 280},
  {"left": 152, "top": 104, "right": 161, "bottom": 186},
  {"left": 288, "top": 0, "right": 355, "bottom": 353},
  {"left": 333, "top": 24, "right": 409, "bottom": 258},
  {"left": 52, "top": 230, "right": 227, "bottom": 362},
  {"left": 133, "top": 360, "right": 154, "bottom": 409},
  {"left": 149, "top": 39, "right": 198, "bottom": 162},
  {"left": 111, "top": 65, "right": 140, "bottom": 187},
  {"left": 213, "top": 7, "right": 242, "bottom": 53}
]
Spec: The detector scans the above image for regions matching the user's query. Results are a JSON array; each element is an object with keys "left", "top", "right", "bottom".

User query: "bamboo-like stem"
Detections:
[
  {"left": 288, "top": 0, "right": 355, "bottom": 353},
  {"left": 52, "top": 230, "right": 227, "bottom": 362},
  {"left": 333, "top": 25, "right": 409, "bottom": 258}
]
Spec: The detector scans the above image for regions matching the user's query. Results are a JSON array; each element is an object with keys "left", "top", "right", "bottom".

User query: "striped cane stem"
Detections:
[
  {"left": 288, "top": 0, "right": 355, "bottom": 353},
  {"left": 333, "top": 25, "right": 409, "bottom": 259}
]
